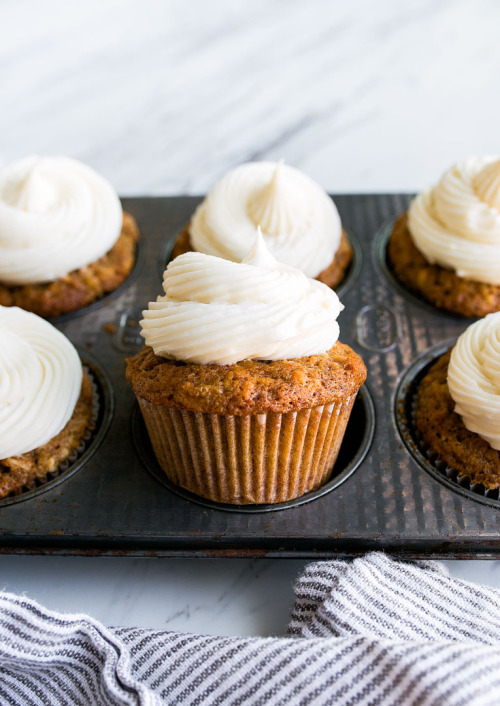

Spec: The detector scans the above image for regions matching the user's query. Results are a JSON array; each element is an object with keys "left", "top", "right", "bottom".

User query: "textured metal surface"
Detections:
[{"left": 1, "top": 195, "right": 500, "bottom": 558}]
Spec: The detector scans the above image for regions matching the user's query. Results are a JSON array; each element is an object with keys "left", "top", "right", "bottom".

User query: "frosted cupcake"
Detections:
[
  {"left": 416, "top": 313, "right": 500, "bottom": 488},
  {"left": 0, "top": 306, "right": 95, "bottom": 497},
  {"left": 0, "top": 156, "right": 139, "bottom": 317},
  {"left": 126, "top": 231, "right": 366, "bottom": 505},
  {"left": 388, "top": 157, "right": 500, "bottom": 317},
  {"left": 171, "top": 161, "right": 352, "bottom": 288}
]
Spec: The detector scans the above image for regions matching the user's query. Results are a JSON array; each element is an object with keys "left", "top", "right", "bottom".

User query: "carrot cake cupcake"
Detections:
[
  {"left": 171, "top": 160, "right": 352, "bottom": 289},
  {"left": 0, "top": 305, "right": 94, "bottom": 498},
  {"left": 127, "top": 229, "right": 366, "bottom": 505},
  {"left": 415, "top": 312, "right": 500, "bottom": 489},
  {"left": 0, "top": 155, "right": 139, "bottom": 317},
  {"left": 388, "top": 157, "right": 500, "bottom": 317}
]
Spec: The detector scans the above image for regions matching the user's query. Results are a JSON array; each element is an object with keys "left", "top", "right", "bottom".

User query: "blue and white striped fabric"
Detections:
[{"left": 2, "top": 553, "right": 500, "bottom": 705}]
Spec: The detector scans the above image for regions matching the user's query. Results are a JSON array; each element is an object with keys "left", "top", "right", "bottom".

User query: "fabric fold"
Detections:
[{"left": 3, "top": 553, "right": 500, "bottom": 705}]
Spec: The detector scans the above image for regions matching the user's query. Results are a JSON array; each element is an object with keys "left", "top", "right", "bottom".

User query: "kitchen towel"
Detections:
[{"left": 1, "top": 552, "right": 500, "bottom": 705}]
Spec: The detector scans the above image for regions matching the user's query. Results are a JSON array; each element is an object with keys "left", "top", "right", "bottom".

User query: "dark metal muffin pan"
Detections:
[{"left": 1, "top": 195, "right": 500, "bottom": 558}]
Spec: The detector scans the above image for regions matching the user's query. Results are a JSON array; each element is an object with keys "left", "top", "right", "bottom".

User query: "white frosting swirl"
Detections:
[
  {"left": 0, "top": 306, "right": 82, "bottom": 458},
  {"left": 140, "top": 230, "right": 344, "bottom": 365},
  {"left": 189, "top": 161, "right": 342, "bottom": 278},
  {"left": 408, "top": 157, "right": 500, "bottom": 284},
  {"left": 0, "top": 156, "right": 123, "bottom": 284},
  {"left": 448, "top": 312, "right": 500, "bottom": 450}
]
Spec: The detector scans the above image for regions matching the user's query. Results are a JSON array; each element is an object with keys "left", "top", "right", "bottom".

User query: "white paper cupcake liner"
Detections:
[{"left": 408, "top": 381, "right": 500, "bottom": 501}]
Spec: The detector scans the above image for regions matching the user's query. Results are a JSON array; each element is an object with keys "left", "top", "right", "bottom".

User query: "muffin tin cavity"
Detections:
[
  {"left": 394, "top": 341, "right": 500, "bottom": 509},
  {"left": 0, "top": 351, "right": 114, "bottom": 508},
  {"left": 375, "top": 219, "right": 469, "bottom": 319},
  {"left": 132, "top": 385, "right": 375, "bottom": 514},
  {"left": 157, "top": 228, "right": 362, "bottom": 296}
]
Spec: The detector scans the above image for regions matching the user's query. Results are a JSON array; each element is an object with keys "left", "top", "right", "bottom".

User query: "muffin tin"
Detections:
[{"left": 1, "top": 194, "right": 500, "bottom": 558}]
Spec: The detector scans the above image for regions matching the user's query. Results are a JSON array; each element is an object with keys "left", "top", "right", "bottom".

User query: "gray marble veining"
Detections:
[{"left": 1, "top": 0, "right": 499, "bottom": 195}]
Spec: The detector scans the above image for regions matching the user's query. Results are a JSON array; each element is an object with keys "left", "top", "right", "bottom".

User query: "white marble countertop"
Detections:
[{"left": 2, "top": 0, "right": 500, "bottom": 637}]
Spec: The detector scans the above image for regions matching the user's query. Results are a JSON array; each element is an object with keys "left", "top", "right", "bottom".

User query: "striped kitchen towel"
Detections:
[{"left": 1, "top": 552, "right": 500, "bottom": 705}]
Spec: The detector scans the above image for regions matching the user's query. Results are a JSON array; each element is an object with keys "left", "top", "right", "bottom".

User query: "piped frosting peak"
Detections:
[
  {"left": 189, "top": 161, "right": 341, "bottom": 278},
  {"left": 140, "top": 230, "right": 343, "bottom": 365}
]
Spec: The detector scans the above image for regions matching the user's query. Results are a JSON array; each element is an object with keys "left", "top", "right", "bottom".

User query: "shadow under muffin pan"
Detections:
[
  {"left": 131, "top": 386, "right": 375, "bottom": 513},
  {"left": 0, "top": 350, "right": 114, "bottom": 508},
  {"left": 374, "top": 218, "right": 474, "bottom": 320},
  {"left": 156, "top": 228, "right": 363, "bottom": 300},
  {"left": 50, "top": 236, "right": 146, "bottom": 324},
  {"left": 395, "top": 339, "right": 500, "bottom": 510}
]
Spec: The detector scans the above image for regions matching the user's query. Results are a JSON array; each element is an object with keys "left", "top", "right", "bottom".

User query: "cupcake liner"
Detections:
[
  {"left": 0, "top": 366, "right": 101, "bottom": 502},
  {"left": 138, "top": 395, "right": 357, "bottom": 505},
  {"left": 406, "top": 375, "right": 500, "bottom": 503}
]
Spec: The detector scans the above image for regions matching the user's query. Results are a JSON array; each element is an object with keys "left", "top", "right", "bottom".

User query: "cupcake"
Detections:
[
  {"left": 388, "top": 157, "right": 500, "bottom": 317},
  {"left": 0, "top": 155, "right": 139, "bottom": 317},
  {"left": 126, "top": 230, "right": 366, "bottom": 505},
  {"left": 0, "top": 306, "right": 95, "bottom": 497},
  {"left": 415, "top": 312, "right": 500, "bottom": 489},
  {"left": 171, "top": 160, "right": 352, "bottom": 289}
]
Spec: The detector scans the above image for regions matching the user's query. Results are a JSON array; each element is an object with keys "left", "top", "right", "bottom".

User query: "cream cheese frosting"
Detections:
[
  {"left": 140, "top": 229, "right": 344, "bottom": 365},
  {"left": 447, "top": 312, "right": 500, "bottom": 450},
  {"left": 0, "top": 155, "right": 123, "bottom": 285},
  {"left": 408, "top": 157, "right": 500, "bottom": 284},
  {"left": 189, "top": 161, "right": 342, "bottom": 279},
  {"left": 0, "top": 306, "right": 82, "bottom": 458}
]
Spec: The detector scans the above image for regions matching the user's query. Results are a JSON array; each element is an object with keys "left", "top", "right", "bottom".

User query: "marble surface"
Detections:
[{"left": 2, "top": 0, "right": 500, "bottom": 637}]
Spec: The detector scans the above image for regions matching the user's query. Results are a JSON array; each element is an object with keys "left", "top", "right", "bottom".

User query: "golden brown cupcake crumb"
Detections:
[
  {"left": 0, "top": 370, "right": 95, "bottom": 498},
  {"left": 415, "top": 350, "right": 500, "bottom": 489},
  {"left": 170, "top": 224, "right": 353, "bottom": 290},
  {"left": 126, "top": 342, "right": 367, "bottom": 415},
  {"left": 0, "top": 212, "right": 140, "bottom": 318},
  {"left": 387, "top": 212, "right": 500, "bottom": 317}
]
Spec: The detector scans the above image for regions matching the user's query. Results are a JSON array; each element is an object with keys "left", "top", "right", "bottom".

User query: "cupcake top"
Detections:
[
  {"left": 448, "top": 312, "right": 500, "bottom": 450},
  {"left": 408, "top": 157, "right": 500, "bottom": 284},
  {"left": 0, "top": 156, "right": 123, "bottom": 285},
  {"left": 0, "top": 306, "right": 82, "bottom": 458},
  {"left": 140, "top": 229, "right": 344, "bottom": 365},
  {"left": 189, "top": 161, "right": 342, "bottom": 279}
]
